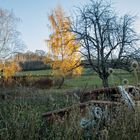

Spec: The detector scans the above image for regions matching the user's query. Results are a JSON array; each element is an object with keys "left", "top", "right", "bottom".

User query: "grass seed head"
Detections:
[
  {"left": 108, "top": 68, "right": 114, "bottom": 74},
  {"left": 122, "top": 79, "right": 129, "bottom": 85},
  {"left": 131, "top": 61, "right": 138, "bottom": 69}
]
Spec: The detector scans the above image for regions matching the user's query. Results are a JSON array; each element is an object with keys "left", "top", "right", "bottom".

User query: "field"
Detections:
[
  {"left": 15, "top": 68, "right": 137, "bottom": 88},
  {"left": 0, "top": 69, "right": 140, "bottom": 140}
]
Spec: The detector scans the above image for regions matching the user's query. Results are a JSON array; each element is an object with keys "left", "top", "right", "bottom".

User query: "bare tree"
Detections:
[
  {"left": 71, "top": 0, "right": 139, "bottom": 87},
  {"left": 35, "top": 50, "right": 46, "bottom": 60},
  {"left": 0, "top": 8, "right": 24, "bottom": 60}
]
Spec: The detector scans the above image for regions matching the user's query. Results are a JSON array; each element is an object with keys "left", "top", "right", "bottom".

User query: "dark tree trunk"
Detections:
[
  {"left": 58, "top": 77, "right": 64, "bottom": 89},
  {"left": 100, "top": 72, "right": 109, "bottom": 87},
  {"left": 101, "top": 75, "right": 110, "bottom": 98},
  {"left": 102, "top": 77, "right": 109, "bottom": 87}
]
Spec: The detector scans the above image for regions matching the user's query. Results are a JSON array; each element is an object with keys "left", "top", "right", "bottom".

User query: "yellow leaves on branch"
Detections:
[
  {"left": 0, "top": 61, "right": 21, "bottom": 79},
  {"left": 47, "top": 6, "right": 82, "bottom": 77}
]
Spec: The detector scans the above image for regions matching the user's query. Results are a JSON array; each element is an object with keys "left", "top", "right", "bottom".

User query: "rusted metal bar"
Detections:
[
  {"left": 80, "top": 87, "right": 119, "bottom": 102},
  {"left": 42, "top": 100, "right": 121, "bottom": 121}
]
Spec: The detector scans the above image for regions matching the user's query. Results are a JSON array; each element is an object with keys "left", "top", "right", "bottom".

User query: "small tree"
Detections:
[
  {"left": 0, "top": 8, "right": 24, "bottom": 59},
  {"left": 46, "top": 6, "right": 82, "bottom": 88},
  {"left": 0, "top": 8, "right": 23, "bottom": 79}
]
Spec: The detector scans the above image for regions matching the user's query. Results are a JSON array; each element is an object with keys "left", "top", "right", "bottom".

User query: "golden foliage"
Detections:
[
  {"left": 47, "top": 6, "right": 82, "bottom": 77},
  {"left": 44, "top": 54, "right": 52, "bottom": 64},
  {"left": 0, "top": 61, "right": 21, "bottom": 79}
]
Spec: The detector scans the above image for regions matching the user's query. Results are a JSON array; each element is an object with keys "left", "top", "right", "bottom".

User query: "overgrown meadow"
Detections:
[
  {"left": 1, "top": 0, "right": 140, "bottom": 139},
  {"left": 0, "top": 69, "right": 140, "bottom": 140}
]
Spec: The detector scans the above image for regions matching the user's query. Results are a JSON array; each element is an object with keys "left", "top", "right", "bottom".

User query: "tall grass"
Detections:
[
  {"left": 0, "top": 70, "right": 140, "bottom": 139},
  {"left": 1, "top": 97, "right": 140, "bottom": 139},
  {"left": 0, "top": 100, "right": 41, "bottom": 140}
]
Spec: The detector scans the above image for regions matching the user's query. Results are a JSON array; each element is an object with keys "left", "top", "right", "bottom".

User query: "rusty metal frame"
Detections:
[{"left": 42, "top": 87, "right": 121, "bottom": 121}]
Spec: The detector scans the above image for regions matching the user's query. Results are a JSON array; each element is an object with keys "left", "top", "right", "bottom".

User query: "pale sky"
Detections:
[{"left": 0, "top": 0, "right": 140, "bottom": 52}]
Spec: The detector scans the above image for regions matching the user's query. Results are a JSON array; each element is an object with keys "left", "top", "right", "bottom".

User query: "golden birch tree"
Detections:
[{"left": 46, "top": 6, "right": 82, "bottom": 87}]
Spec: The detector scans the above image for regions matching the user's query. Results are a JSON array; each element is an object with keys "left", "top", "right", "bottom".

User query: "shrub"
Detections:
[
  {"left": 19, "top": 60, "right": 51, "bottom": 71},
  {"left": 0, "top": 76, "right": 29, "bottom": 88},
  {"left": 33, "top": 77, "right": 53, "bottom": 89}
]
